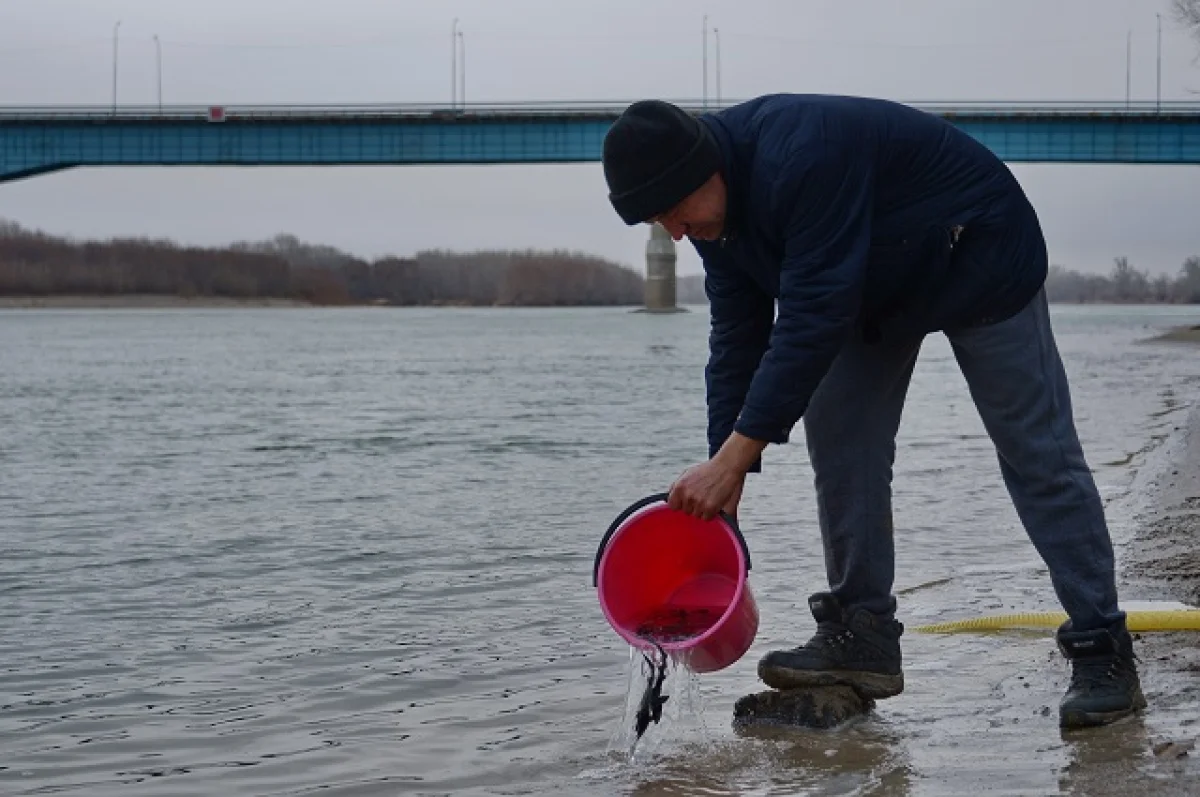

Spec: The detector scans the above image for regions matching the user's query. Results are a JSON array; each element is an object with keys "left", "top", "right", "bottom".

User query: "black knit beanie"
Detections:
[{"left": 602, "top": 100, "right": 722, "bottom": 226}]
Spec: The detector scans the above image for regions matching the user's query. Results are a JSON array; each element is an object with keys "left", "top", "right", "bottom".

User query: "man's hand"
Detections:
[
  {"left": 667, "top": 432, "right": 766, "bottom": 521},
  {"left": 668, "top": 459, "right": 744, "bottom": 521}
]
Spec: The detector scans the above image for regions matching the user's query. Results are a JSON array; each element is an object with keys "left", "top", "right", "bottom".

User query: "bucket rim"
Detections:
[
  {"left": 591, "top": 492, "right": 751, "bottom": 587},
  {"left": 593, "top": 494, "right": 752, "bottom": 654}
]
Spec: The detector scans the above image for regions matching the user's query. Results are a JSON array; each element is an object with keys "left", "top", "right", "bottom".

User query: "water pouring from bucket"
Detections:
[{"left": 594, "top": 493, "right": 759, "bottom": 741}]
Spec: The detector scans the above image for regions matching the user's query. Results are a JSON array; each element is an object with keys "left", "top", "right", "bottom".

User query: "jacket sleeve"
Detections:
[
  {"left": 731, "top": 134, "right": 875, "bottom": 445},
  {"left": 699, "top": 241, "right": 774, "bottom": 472}
]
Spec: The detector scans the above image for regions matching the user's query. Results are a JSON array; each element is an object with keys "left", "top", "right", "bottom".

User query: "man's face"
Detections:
[{"left": 650, "top": 174, "right": 727, "bottom": 242}]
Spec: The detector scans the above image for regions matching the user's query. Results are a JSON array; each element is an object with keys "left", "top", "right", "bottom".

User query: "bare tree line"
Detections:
[
  {"left": 1047, "top": 257, "right": 1200, "bottom": 304},
  {"left": 682, "top": 258, "right": 1200, "bottom": 306},
  {"left": 0, "top": 221, "right": 644, "bottom": 306},
  {"left": 3, "top": 218, "right": 1196, "bottom": 308}
]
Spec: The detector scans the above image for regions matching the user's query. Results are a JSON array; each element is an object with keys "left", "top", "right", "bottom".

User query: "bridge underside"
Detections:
[{"left": 2, "top": 104, "right": 1200, "bottom": 184}]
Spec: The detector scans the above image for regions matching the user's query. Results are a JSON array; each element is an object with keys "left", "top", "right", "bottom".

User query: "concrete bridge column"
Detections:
[{"left": 644, "top": 223, "right": 681, "bottom": 313}]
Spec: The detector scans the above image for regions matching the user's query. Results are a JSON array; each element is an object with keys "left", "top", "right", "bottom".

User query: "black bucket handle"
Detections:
[{"left": 591, "top": 492, "right": 751, "bottom": 587}]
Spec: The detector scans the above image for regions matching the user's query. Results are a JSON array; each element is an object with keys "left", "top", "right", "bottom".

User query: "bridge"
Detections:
[
  {"left": 3, "top": 100, "right": 1200, "bottom": 186},
  {"left": 3, "top": 99, "right": 1199, "bottom": 311}
]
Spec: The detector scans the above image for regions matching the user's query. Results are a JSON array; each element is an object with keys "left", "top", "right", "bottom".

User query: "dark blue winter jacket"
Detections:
[{"left": 694, "top": 94, "right": 1048, "bottom": 464}]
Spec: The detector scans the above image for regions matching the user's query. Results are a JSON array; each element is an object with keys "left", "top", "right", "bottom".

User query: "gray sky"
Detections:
[{"left": 0, "top": 0, "right": 1198, "bottom": 277}]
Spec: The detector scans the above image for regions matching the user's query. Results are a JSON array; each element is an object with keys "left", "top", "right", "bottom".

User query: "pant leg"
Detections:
[
  {"left": 802, "top": 327, "right": 925, "bottom": 620},
  {"left": 945, "top": 289, "right": 1123, "bottom": 632}
]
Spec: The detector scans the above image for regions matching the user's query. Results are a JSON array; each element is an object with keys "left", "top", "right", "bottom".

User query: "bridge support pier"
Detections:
[{"left": 642, "top": 223, "right": 685, "bottom": 313}]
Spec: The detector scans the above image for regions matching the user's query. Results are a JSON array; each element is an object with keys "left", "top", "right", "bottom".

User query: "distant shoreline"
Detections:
[
  {"left": 0, "top": 295, "right": 652, "bottom": 310},
  {"left": 0, "top": 295, "right": 315, "bottom": 309},
  {"left": 2, "top": 295, "right": 1199, "bottom": 321}
]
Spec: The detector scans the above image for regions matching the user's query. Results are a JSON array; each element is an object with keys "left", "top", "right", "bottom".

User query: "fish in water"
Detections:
[
  {"left": 634, "top": 642, "right": 669, "bottom": 741},
  {"left": 629, "top": 606, "right": 722, "bottom": 742}
]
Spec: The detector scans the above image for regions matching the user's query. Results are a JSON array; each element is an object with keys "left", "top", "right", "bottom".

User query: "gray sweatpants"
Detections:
[{"left": 802, "top": 289, "right": 1124, "bottom": 633}]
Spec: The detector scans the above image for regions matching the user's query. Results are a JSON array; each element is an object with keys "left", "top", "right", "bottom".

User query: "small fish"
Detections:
[{"left": 633, "top": 643, "right": 669, "bottom": 740}]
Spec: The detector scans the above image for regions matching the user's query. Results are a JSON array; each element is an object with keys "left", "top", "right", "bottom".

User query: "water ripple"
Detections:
[{"left": 2, "top": 305, "right": 1200, "bottom": 795}]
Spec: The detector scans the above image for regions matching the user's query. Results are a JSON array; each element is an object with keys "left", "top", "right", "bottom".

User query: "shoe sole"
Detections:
[
  {"left": 758, "top": 662, "right": 904, "bottom": 700},
  {"left": 1059, "top": 689, "right": 1148, "bottom": 729}
]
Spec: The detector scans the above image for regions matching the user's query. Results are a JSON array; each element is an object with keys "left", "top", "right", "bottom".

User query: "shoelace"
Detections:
[
  {"left": 1070, "top": 657, "right": 1131, "bottom": 693},
  {"left": 807, "top": 623, "right": 854, "bottom": 649}
]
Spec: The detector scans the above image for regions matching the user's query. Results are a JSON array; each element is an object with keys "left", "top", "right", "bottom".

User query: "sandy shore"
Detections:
[
  {"left": 996, "top": 391, "right": 1200, "bottom": 795},
  {"left": 1097, "top": 341, "right": 1200, "bottom": 793},
  {"left": 1126, "top": 404, "right": 1200, "bottom": 606},
  {"left": 1146, "top": 324, "right": 1200, "bottom": 344},
  {"left": 1128, "top": 327, "right": 1200, "bottom": 605},
  {"left": 0, "top": 295, "right": 312, "bottom": 309}
]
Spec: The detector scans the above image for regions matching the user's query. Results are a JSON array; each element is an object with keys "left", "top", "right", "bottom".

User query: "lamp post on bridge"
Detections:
[
  {"left": 1126, "top": 28, "right": 1131, "bottom": 109},
  {"left": 111, "top": 20, "right": 121, "bottom": 113},
  {"left": 153, "top": 35, "right": 162, "bottom": 112},
  {"left": 451, "top": 18, "right": 459, "bottom": 109},
  {"left": 1157, "top": 13, "right": 1162, "bottom": 112},
  {"left": 713, "top": 26, "right": 721, "bottom": 107},
  {"left": 701, "top": 19, "right": 722, "bottom": 109}
]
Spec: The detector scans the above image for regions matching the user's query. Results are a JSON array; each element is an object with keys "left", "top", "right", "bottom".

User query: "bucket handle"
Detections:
[{"left": 591, "top": 492, "right": 751, "bottom": 587}]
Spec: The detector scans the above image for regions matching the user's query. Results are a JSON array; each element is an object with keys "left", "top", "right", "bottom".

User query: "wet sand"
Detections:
[
  {"left": 1126, "top": 418, "right": 1200, "bottom": 606},
  {"left": 1145, "top": 323, "right": 1200, "bottom": 344},
  {"left": 1104, "top": 329, "right": 1200, "bottom": 793},
  {"left": 1061, "top": 386, "right": 1200, "bottom": 795},
  {"left": 992, "top": 329, "right": 1200, "bottom": 796}
]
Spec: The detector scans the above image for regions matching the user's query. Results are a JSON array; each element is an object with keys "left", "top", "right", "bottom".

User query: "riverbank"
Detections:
[
  {"left": 1091, "top": 333, "right": 1200, "bottom": 794},
  {"left": 1147, "top": 324, "right": 1200, "bottom": 344},
  {"left": 0, "top": 295, "right": 651, "bottom": 310},
  {"left": 0, "top": 295, "right": 313, "bottom": 309},
  {"left": 1131, "top": 324, "right": 1200, "bottom": 607},
  {"left": 4, "top": 296, "right": 1199, "bottom": 315},
  {"left": 1125, "top": 397, "right": 1200, "bottom": 606}
]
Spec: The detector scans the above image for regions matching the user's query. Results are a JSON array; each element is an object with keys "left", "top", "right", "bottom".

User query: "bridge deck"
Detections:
[{"left": 3, "top": 100, "right": 1200, "bottom": 183}]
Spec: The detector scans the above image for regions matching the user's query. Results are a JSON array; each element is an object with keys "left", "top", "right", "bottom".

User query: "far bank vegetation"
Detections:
[
  {"left": 1046, "top": 257, "right": 1200, "bottom": 304},
  {"left": 2, "top": 219, "right": 1198, "bottom": 306},
  {"left": 0, "top": 220, "right": 643, "bottom": 307}
]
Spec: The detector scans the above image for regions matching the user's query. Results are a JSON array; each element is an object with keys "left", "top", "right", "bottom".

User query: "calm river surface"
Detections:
[{"left": 3, "top": 303, "right": 1200, "bottom": 796}]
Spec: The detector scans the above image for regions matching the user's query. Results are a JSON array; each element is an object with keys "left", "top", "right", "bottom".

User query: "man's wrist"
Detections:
[{"left": 713, "top": 432, "right": 768, "bottom": 474}]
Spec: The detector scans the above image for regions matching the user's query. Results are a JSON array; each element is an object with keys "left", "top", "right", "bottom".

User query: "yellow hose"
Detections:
[{"left": 914, "top": 610, "right": 1200, "bottom": 633}]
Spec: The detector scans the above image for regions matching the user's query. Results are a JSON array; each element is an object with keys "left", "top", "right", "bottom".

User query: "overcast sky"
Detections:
[{"left": 0, "top": 0, "right": 1198, "bottom": 276}]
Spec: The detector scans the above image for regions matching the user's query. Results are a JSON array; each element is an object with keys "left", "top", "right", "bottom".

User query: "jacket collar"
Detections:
[{"left": 699, "top": 113, "right": 745, "bottom": 244}]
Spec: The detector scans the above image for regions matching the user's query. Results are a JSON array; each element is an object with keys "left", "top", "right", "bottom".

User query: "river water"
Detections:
[{"left": 2, "top": 303, "right": 1200, "bottom": 796}]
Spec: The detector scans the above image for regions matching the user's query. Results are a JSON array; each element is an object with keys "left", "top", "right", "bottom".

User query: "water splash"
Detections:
[{"left": 606, "top": 645, "right": 714, "bottom": 763}]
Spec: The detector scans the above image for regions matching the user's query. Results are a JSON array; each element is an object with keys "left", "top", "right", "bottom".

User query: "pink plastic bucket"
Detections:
[{"left": 593, "top": 493, "right": 758, "bottom": 674}]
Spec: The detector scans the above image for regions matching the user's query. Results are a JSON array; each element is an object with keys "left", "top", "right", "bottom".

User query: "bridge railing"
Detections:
[
  {"left": 0, "top": 100, "right": 635, "bottom": 121},
  {"left": 3, "top": 99, "right": 1200, "bottom": 122}
]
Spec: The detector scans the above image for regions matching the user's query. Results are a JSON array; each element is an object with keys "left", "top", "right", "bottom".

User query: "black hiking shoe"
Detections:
[
  {"left": 1057, "top": 623, "right": 1147, "bottom": 729},
  {"left": 757, "top": 592, "right": 904, "bottom": 700}
]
